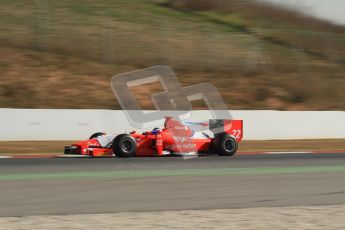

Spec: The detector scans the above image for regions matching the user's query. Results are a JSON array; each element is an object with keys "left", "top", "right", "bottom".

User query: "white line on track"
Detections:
[
  {"left": 0, "top": 156, "right": 12, "bottom": 159},
  {"left": 265, "top": 151, "right": 313, "bottom": 154},
  {"left": 56, "top": 155, "right": 92, "bottom": 158}
]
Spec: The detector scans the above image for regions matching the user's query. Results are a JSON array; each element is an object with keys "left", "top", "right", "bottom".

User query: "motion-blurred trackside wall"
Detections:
[{"left": 0, "top": 109, "right": 344, "bottom": 141}]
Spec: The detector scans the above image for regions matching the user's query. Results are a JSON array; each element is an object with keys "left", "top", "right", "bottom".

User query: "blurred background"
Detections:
[{"left": 0, "top": 0, "right": 344, "bottom": 110}]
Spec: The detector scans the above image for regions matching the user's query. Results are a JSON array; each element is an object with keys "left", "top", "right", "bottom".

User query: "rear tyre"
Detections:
[
  {"left": 213, "top": 132, "right": 238, "bottom": 156},
  {"left": 112, "top": 134, "right": 136, "bottom": 158},
  {"left": 89, "top": 132, "right": 105, "bottom": 139}
]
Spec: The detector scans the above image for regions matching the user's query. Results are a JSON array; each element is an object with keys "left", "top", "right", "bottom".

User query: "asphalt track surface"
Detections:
[{"left": 1, "top": 153, "right": 345, "bottom": 217}]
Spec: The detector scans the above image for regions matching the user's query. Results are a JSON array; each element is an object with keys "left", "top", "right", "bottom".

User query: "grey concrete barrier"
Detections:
[{"left": 0, "top": 109, "right": 344, "bottom": 141}]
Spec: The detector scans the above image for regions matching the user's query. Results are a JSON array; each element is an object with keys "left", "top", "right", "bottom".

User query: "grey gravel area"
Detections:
[{"left": 1, "top": 205, "right": 345, "bottom": 230}]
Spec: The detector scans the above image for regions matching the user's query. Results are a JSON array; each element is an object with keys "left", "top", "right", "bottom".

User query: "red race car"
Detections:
[{"left": 64, "top": 117, "right": 243, "bottom": 157}]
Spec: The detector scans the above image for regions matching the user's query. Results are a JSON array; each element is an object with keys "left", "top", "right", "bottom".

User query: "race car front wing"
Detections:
[{"left": 64, "top": 146, "right": 81, "bottom": 154}]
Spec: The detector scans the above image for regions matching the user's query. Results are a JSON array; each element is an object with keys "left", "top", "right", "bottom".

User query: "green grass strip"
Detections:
[{"left": 1, "top": 165, "right": 345, "bottom": 181}]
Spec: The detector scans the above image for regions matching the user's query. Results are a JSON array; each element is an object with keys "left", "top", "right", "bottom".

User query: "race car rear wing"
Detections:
[{"left": 209, "top": 119, "right": 243, "bottom": 141}]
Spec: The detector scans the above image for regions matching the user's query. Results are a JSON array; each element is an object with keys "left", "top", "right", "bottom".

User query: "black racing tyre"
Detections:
[
  {"left": 112, "top": 134, "right": 137, "bottom": 158},
  {"left": 212, "top": 132, "right": 238, "bottom": 156},
  {"left": 89, "top": 132, "right": 105, "bottom": 139}
]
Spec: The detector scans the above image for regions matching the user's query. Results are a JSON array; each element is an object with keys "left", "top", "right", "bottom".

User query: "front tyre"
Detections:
[
  {"left": 213, "top": 133, "right": 238, "bottom": 156},
  {"left": 112, "top": 134, "right": 136, "bottom": 158}
]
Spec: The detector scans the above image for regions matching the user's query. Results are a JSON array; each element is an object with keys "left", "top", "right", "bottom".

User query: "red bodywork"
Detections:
[{"left": 66, "top": 118, "right": 243, "bottom": 157}]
